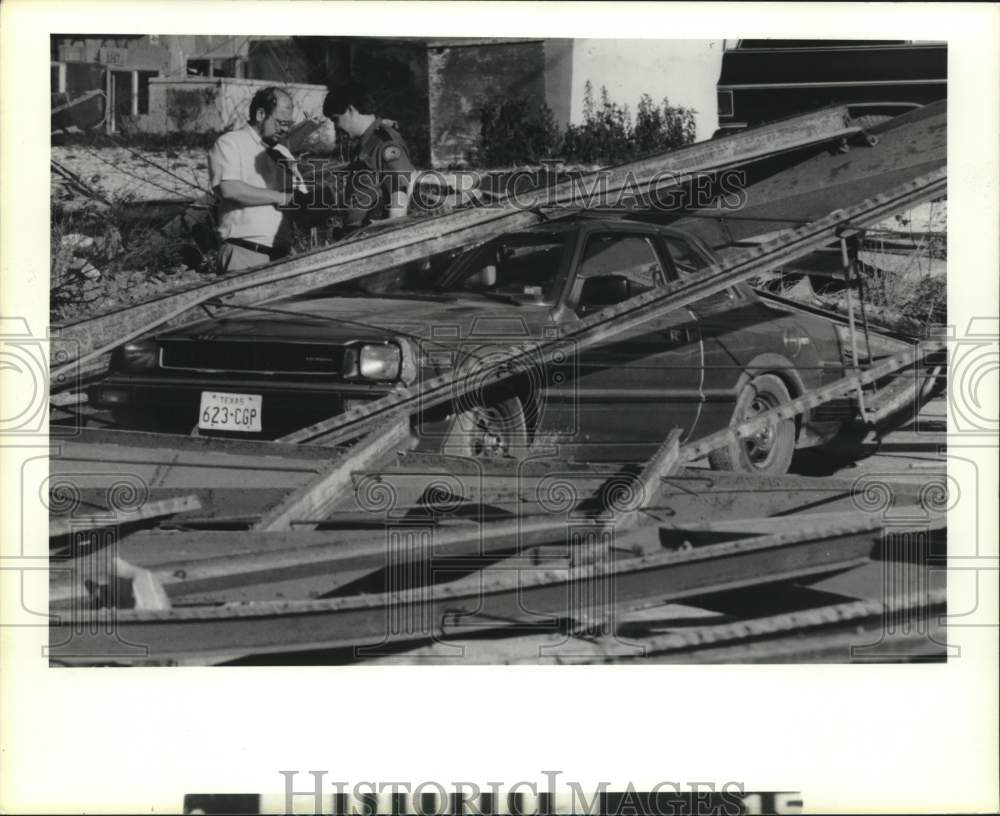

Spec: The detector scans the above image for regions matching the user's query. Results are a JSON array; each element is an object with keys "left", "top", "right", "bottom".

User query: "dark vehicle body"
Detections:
[
  {"left": 716, "top": 39, "right": 947, "bottom": 134},
  {"left": 91, "top": 216, "right": 875, "bottom": 467}
]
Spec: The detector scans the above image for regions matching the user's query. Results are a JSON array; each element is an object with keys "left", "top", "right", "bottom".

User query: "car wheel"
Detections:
[
  {"left": 441, "top": 396, "right": 528, "bottom": 460},
  {"left": 709, "top": 374, "right": 795, "bottom": 475}
]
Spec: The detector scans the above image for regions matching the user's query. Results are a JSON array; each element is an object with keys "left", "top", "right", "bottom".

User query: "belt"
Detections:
[{"left": 224, "top": 237, "right": 277, "bottom": 257}]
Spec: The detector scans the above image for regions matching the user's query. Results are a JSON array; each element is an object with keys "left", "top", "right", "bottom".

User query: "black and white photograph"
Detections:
[
  {"left": 44, "top": 32, "right": 952, "bottom": 666},
  {"left": 1, "top": 2, "right": 997, "bottom": 814}
]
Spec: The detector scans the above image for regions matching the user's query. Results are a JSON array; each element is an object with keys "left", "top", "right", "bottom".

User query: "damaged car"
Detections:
[{"left": 89, "top": 214, "right": 907, "bottom": 473}]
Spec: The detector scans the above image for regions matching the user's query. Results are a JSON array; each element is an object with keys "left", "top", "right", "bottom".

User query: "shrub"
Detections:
[
  {"left": 476, "top": 97, "right": 560, "bottom": 166},
  {"left": 476, "top": 81, "right": 698, "bottom": 166}
]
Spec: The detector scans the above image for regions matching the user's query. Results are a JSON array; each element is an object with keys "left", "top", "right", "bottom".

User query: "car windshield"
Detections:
[{"left": 435, "top": 231, "right": 573, "bottom": 302}]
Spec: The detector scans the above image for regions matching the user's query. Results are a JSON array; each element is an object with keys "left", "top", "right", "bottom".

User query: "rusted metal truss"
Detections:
[
  {"left": 279, "top": 168, "right": 945, "bottom": 447},
  {"left": 49, "top": 513, "right": 892, "bottom": 664},
  {"left": 50, "top": 105, "right": 863, "bottom": 388},
  {"left": 45, "top": 105, "right": 950, "bottom": 666}
]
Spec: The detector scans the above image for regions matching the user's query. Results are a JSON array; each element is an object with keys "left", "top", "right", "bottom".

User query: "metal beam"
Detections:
[
  {"left": 280, "top": 168, "right": 946, "bottom": 447},
  {"left": 500, "top": 586, "right": 949, "bottom": 665},
  {"left": 253, "top": 418, "right": 411, "bottom": 532},
  {"left": 50, "top": 208, "right": 542, "bottom": 387},
  {"left": 49, "top": 494, "right": 202, "bottom": 538},
  {"left": 678, "top": 343, "right": 944, "bottom": 464},
  {"left": 659, "top": 509, "right": 946, "bottom": 537},
  {"left": 123, "top": 516, "right": 576, "bottom": 600},
  {"left": 50, "top": 105, "right": 861, "bottom": 388},
  {"left": 544, "top": 105, "right": 858, "bottom": 204},
  {"left": 49, "top": 515, "right": 881, "bottom": 662},
  {"left": 609, "top": 428, "right": 683, "bottom": 531}
]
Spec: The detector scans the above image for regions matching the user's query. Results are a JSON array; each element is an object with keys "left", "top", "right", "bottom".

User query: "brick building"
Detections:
[{"left": 245, "top": 37, "right": 561, "bottom": 167}]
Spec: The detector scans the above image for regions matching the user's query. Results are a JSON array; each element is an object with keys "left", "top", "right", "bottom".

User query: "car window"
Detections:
[
  {"left": 661, "top": 235, "right": 711, "bottom": 278},
  {"left": 443, "top": 233, "right": 570, "bottom": 300},
  {"left": 662, "top": 233, "right": 741, "bottom": 308},
  {"left": 577, "top": 234, "right": 665, "bottom": 291}
]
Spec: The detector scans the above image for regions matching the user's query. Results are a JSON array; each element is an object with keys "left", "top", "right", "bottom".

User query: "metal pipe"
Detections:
[{"left": 840, "top": 233, "right": 868, "bottom": 419}]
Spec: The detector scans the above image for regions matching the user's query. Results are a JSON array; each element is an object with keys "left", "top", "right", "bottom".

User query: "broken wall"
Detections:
[{"left": 427, "top": 40, "right": 546, "bottom": 168}]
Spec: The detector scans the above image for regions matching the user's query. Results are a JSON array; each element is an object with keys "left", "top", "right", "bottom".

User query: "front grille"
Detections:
[{"left": 160, "top": 340, "right": 345, "bottom": 375}]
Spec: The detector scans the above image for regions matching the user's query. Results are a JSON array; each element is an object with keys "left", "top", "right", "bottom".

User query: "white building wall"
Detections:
[{"left": 568, "top": 39, "right": 725, "bottom": 141}]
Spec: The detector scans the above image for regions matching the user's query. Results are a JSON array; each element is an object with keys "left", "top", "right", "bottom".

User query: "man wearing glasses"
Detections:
[{"left": 208, "top": 86, "right": 297, "bottom": 272}]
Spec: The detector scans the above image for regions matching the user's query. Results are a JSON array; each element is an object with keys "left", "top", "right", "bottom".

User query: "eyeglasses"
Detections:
[{"left": 273, "top": 117, "right": 295, "bottom": 129}]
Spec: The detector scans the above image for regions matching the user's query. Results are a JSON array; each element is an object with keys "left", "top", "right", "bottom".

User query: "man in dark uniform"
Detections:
[{"left": 322, "top": 82, "right": 415, "bottom": 234}]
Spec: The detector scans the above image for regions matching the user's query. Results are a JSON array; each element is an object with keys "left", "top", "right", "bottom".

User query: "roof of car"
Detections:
[{"left": 524, "top": 210, "right": 688, "bottom": 232}]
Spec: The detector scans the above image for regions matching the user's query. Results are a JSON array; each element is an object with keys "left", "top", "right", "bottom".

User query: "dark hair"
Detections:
[
  {"left": 249, "top": 86, "right": 291, "bottom": 122},
  {"left": 323, "top": 81, "right": 377, "bottom": 118}
]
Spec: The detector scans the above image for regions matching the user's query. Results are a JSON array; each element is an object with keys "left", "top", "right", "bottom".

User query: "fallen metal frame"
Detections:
[
  {"left": 48, "top": 514, "right": 884, "bottom": 664},
  {"left": 44, "top": 111, "right": 950, "bottom": 665},
  {"left": 496, "top": 585, "right": 949, "bottom": 665},
  {"left": 50, "top": 105, "right": 863, "bottom": 387},
  {"left": 50, "top": 345, "right": 943, "bottom": 611},
  {"left": 48, "top": 494, "right": 202, "bottom": 538},
  {"left": 279, "top": 168, "right": 946, "bottom": 447},
  {"left": 252, "top": 417, "right": 412, "bottom": 532}
]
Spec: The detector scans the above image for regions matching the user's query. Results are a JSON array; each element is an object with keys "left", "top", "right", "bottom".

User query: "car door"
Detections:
[
  {"left": 553, "top": 229, "right": 704, "bottom": 461},
  {"left": 660, "top": 232, "right": 773, "bottom": 434}
]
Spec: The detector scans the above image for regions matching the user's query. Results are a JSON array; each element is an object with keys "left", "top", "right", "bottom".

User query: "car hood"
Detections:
[{"left": 161, "top": 295, "right": 556, "bottom": 344}]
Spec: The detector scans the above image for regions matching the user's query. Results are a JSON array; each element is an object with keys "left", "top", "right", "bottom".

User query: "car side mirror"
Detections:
[{"left": 580, "top": 274, "right": 631, "bottom": 307}]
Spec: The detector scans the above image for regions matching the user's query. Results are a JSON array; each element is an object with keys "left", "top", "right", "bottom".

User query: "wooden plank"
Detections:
[
  {"left": 279, "top": 168, "right": 947, "bottom": 447},
  {"left": 253, "top": 418, "right": 412, "bottom": 531},
  {"left": 50, "top": 105, "right": 860, "bottom": 386}
]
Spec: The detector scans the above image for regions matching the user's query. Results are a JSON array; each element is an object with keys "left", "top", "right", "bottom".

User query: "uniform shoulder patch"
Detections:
[{"left": 381, "top": 144, "right": 402, "bottom": 162}]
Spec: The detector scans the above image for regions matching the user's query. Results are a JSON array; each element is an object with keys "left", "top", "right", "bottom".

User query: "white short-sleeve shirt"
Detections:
[{"left": 208, "top": 125, "right": 286, "bottom": 248}]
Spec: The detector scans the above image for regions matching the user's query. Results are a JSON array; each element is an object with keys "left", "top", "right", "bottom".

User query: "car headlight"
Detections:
[
  {"left": 111, "top": 339, "right": 159, "bottom": 372},
  {"left": 357, "top": 343, "right": 402, "bottom": 381}
]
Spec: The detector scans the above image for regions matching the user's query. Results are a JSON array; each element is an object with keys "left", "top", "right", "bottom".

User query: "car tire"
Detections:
[
  {"left": 441, "top": 396, "right": 529, "bottom": 460},
  {"left": 709, "top": 374, "right": 796, "bottom": 475}
]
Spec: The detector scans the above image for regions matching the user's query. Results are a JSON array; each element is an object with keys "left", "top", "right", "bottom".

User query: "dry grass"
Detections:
[{"left": 50, "top": 194, "right": 206, "bottom": 324}]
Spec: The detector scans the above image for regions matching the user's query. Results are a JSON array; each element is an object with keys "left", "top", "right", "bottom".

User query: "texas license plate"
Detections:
[{"left": 198, "top": 391, "right": 262, "bottom": 432}]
